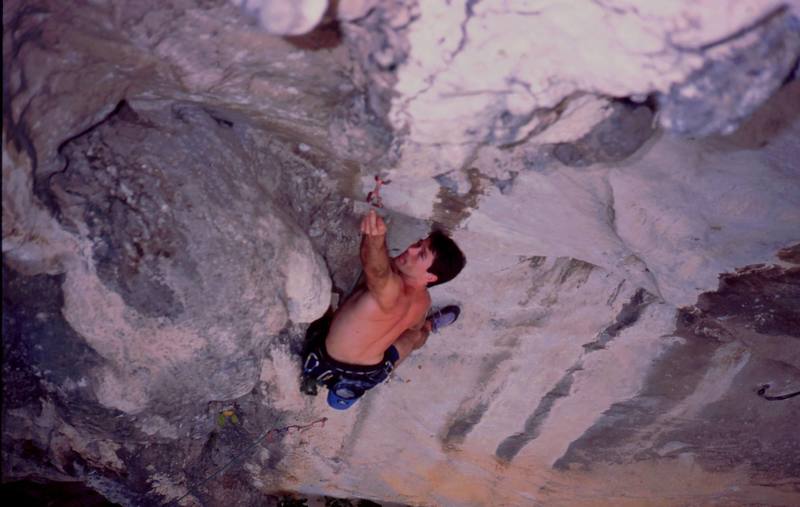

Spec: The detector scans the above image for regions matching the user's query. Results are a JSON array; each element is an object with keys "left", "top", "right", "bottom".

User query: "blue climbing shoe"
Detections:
[{"left": 429, "top": 305, "right": 461, "bottom": 333}]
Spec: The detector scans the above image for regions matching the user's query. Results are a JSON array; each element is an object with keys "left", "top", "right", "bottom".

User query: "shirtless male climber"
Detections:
[{"left": 302, "top": 209, "right": 466, "bottom": 409}]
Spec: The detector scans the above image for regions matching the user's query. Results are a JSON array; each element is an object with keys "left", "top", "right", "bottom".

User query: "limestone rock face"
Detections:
[
  {"left": 344, "top": 0, "right": 799, "bottom": 174},
  {"left": 3, "top": 1, "right": 800, "bottom": 506},
  {"left": 48, "top": 101, "right": 330, "bottom": 414},
  {"left": 657, "top": 6, "right": 800, "bottom": 136}
]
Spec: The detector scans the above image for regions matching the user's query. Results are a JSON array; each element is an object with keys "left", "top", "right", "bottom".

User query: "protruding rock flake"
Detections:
[
  {"left": 3, "top": 1, "right": 800, "bottom": 505},
  {"left": 233, "top": 0, "right": 329, "bottom": 36}
]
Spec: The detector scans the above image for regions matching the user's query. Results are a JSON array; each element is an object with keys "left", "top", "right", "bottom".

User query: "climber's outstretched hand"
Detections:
[{"left": 360, "top": 209, "right": 387, "bottom": 238}]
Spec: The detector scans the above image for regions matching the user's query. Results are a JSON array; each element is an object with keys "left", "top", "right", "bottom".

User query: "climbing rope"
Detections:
[
  {"left": 171, "top": 416, "right": 328, "bottom": 506},
  {"left": 757, "top": 384, "right": 800, "bottom": 401}
]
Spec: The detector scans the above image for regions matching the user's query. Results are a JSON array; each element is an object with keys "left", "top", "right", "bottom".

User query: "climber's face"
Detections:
[{"left": 394, "top": 237, "right": 437, "bottom": 285}]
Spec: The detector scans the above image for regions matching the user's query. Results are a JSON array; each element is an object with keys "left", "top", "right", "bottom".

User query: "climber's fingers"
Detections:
[{"left": 361, "top": 209, "right": 386, "bottom": 237}]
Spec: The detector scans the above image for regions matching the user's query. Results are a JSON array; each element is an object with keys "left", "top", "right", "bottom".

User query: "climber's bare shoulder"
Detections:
[{"left": 325, "top": 283, "right": 430, "bottom": 365}]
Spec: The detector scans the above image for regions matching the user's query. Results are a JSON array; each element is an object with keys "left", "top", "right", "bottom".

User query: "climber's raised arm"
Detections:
[{"left": 360, "top": 210, "right": 401, "bottom": 311}]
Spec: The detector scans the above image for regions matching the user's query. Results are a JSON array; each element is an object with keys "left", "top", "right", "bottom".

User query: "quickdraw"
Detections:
[{"left": 365, "top": 174, "right": 390, "bottom": 208}]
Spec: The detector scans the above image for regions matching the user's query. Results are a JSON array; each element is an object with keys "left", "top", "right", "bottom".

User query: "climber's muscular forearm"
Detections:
[
  {"left": 360, "top": 210, "right": 390, "bottom": 279},
  {"left": 360, "top": 210, "right": 400, "bottom": 309}
]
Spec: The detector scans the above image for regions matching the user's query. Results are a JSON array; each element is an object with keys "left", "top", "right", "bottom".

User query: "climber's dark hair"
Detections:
[{"left": 426, "top": 229, "right": 466, "bottom": 288}]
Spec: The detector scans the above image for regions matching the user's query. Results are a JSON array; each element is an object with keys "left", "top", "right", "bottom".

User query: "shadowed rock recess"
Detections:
[{"left": 3, "top": 1, "right": 800, "bottom": 506}]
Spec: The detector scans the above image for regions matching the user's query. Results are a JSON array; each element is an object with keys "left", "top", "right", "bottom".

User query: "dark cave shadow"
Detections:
[
  {"left": 0, "top": 480, "right": 120, "bottom": 507},
  {"left": 299, "top": 308, "right": 334, "bottom": 361},
  {"left": 283, "top": 1, "right": 344, "bottom": 51}
]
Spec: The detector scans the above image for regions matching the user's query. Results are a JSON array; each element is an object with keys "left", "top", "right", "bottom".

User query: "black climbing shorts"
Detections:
[{"left": 302, "top": 344, "right": 399, "bottom": 410}]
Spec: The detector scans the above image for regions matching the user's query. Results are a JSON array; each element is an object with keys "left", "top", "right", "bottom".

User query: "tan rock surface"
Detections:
[{"left": 3, "top": 1, "right": 799, "bottom": 506}]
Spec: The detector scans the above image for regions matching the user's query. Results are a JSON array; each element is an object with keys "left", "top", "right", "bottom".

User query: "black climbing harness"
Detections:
[{"left": 301, "top": 345, "right": 396, "bottom": 396}]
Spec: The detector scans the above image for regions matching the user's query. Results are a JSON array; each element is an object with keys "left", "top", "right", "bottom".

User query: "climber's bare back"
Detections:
[{"left": 326, "top": 282, "right": 430, "bottom": 365}]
